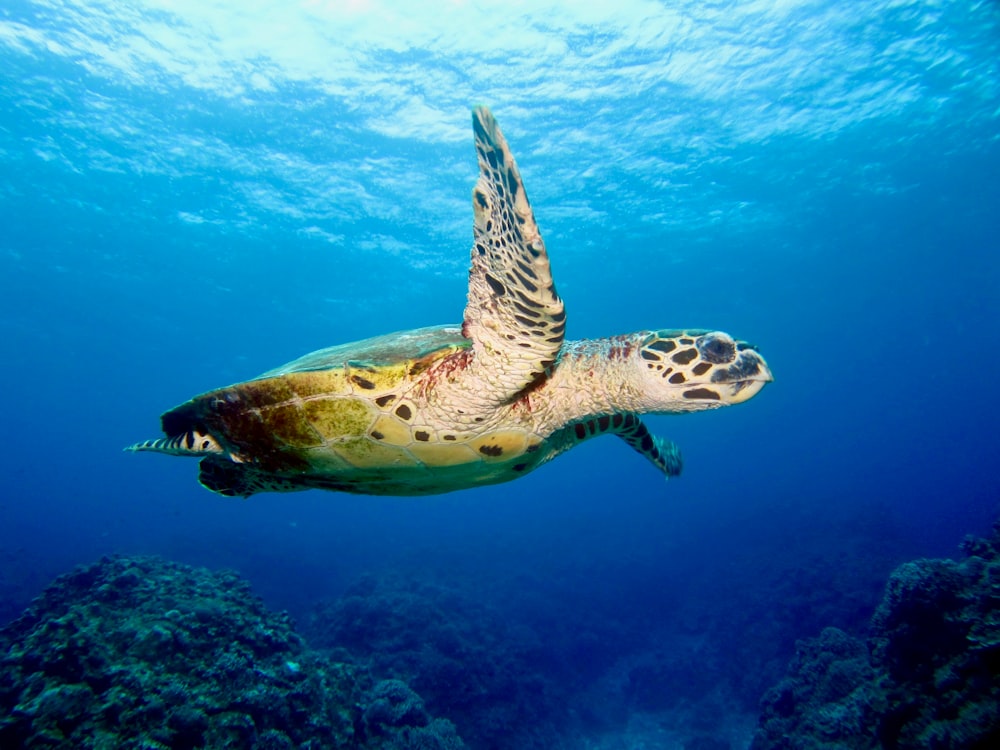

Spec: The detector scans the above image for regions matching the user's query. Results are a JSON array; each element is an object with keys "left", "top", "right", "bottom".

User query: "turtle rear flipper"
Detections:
[
  {"left": 126, "top": 430, "right": 223, "bottom": 456},
  {"left": 198, "top": 456, "right": 305, "bottom": 498}
]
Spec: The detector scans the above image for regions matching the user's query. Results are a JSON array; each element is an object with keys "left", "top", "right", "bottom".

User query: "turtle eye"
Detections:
[{"left": 696, "top": 333, "right": 736, "bottom": 364}]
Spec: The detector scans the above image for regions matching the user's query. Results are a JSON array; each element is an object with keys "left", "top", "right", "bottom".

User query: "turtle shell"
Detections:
[{"left": 158, "top": 325, "right": 548, "bottom": 496}]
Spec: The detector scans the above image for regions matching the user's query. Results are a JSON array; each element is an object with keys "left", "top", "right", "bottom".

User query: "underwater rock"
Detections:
[
  {"left": 308, "top": 573, "right": 567, "bottom": 750},
  {"left": 363, "top": 679, "right": 466, "bottom": 750},
  {"left": 752, "top": 522, "right": 1000, "bottom": 749},
  {"left": 364, "top": 679, "right": 430, "bottom": 729},
  {"left": 0, "top": 555, "right": 465, "bottom": 749}
]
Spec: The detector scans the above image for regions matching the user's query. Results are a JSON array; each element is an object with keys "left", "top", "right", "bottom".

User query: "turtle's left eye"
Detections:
[{"left": 697, "top": 334, "right": 736, "bottom": 364}]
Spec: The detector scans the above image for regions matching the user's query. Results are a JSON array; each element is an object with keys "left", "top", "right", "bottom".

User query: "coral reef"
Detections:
[
  {"left": 0, "top": 500, "right": 938, "bottom": 749},
  {"left": 752, "top": 523, "right": 1000, "bottom": 749},
  {"left": 0, "top": 555, "right": 465, "bottom": 750},
  {"left": 304, "top": 503, "right": 909, "bottom": 750},
  {"left": 307, "top": 574, "right": 572, "bottom": 750}
]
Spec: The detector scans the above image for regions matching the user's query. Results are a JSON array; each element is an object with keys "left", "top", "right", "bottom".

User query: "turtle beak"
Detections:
[{"left": 714, "top": 347, "right": 773, "bottom": 404}]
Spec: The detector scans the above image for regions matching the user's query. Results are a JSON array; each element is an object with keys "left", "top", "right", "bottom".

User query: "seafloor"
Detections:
[{"left": 1, "top": 516, "right": 998, "bottom": 749}]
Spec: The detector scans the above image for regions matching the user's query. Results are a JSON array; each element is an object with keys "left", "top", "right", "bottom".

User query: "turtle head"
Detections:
[{"left": 635, "top": 329, "right": 772, "bottom": 411}]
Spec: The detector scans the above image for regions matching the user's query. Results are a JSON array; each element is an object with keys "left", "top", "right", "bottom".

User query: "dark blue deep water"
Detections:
[{"left": 1, "top": 1, "right": 998, "bottom": 747}]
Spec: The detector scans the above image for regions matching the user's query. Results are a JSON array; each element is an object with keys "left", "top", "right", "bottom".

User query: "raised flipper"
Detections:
[
  {"left": 461, "top": 107, "right": 565, "bottom": 403},
  {"left": 553, "top": 414, "right": 683, "bottom": 478}
]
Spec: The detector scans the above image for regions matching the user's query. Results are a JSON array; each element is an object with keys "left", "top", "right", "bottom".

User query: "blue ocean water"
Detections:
[{"left": 1, "top": 0, "right": 998, "bottom": 746}]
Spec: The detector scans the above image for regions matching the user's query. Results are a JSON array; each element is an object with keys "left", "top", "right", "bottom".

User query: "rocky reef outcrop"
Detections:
[
  {"left": 307, "top": 574, "right": 569, "bottom": 750},
  {"left": 752, "top": 523, "right": 1000, "bottom": 749},
  {"left": 0, "top": 555, "right": 465, "bottom": 750}
]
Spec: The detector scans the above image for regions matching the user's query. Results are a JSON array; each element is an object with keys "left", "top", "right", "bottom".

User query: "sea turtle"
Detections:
[{"left": 128, "top": 107, "right": 772, "bottom": 497}]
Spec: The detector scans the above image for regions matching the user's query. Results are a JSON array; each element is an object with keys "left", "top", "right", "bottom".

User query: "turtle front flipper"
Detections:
[
  {"left": 610, "top": 416, "right": 683, "bottom": 479},
  {"left": 461, "top": 107, "right": 565, "bottom": 403},
  {"left": 553, "top": 414, "right": 683, "bottom": 479}
]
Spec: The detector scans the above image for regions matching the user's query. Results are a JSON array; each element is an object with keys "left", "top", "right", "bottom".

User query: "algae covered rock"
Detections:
[
  {"left": 0, "top": 555, "right": 465, "bottom": 750},
  {"left": 363, "top": 679, "right": 465, "bottom": 750},
  {"left": 752, "top": 523, "right": 1000, "bottom": 749},
  {"left": 751, "top": 627, "right": 882, "bottom": 749},
  {"left": 308, "top": 574, "right": 564, "bottom": 750}
]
